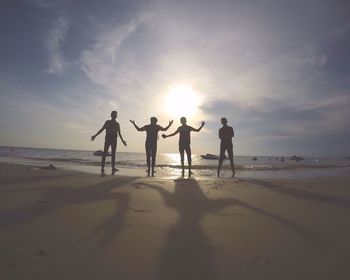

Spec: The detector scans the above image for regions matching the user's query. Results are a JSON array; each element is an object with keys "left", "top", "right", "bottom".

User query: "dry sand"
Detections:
[{"left": 1, "top": 162, "right": 350, "bottom": 280}]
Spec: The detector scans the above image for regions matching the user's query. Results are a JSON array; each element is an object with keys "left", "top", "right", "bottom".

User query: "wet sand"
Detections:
[{"left": 1, "top": 162, "right": 350, "bottom": 280}]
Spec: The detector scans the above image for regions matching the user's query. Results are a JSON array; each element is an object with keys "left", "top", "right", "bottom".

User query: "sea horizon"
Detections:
[{"left": 0, "top": 144, "right": 348, "bottom": 159}]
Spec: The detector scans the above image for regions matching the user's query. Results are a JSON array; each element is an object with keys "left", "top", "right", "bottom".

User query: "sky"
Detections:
[{"left": 0, "top": 0, "right": 349, "bottom": 156}]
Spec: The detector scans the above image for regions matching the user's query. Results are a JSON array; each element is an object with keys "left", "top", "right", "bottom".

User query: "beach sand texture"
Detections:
[{"left": 1, "top": 162, "right": 350, "bottom": 280}]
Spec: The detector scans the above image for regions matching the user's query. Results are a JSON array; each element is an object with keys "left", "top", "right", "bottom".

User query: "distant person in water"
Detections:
[
  {"left": 91, "top": 111, "right": 127, "bottom": 176},
  {"left": 162, "top": 117, "right": 205, "bottom": 177},
  {"left": 217, "top": 117, "right": 235, "bottom": 177},
  {"left": 130, "top": 117, "right": 173, "bottom": 176}
]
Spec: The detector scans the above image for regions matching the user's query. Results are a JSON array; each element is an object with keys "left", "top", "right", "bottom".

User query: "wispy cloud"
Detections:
[
  {"left": 26, "top": 0, "right": 55, "bottom": 9},
  {"left": 332, "top": 21, "right": 350, "bottom": 36},
  {"left": 0, "top": 74, "right": 105, "bottom": 148},
  {"left": 45, "top": 17, "right": 69, "bottom": 74},
  {"left": 63, "top": 121, "right": 90, "bottom": 133},
  {"left": 79, "top": 16, "right": 146, "bottom": 89}
]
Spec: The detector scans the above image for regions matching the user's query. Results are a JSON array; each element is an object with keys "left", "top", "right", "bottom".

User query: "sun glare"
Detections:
[{"left": 163, "top": 85, "right": 201, "bottom": 118}]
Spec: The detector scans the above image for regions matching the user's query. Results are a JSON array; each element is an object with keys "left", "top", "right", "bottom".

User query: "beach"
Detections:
[{"left": 1, "top": 162, "right": 350, "bottom": 279}]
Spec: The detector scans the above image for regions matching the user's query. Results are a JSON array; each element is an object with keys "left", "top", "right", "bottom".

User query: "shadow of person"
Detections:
[
  {"left": 86, "top": 191, "right": 130, "bottom": 252},
  {"left": 147, "top": 179, "right": 221, "bottom": 280},
  {"left": 243, "top": 178, "right": 350, "bottom": 207},
  {"left": 0, "top": 172, "right": 81, "bottom": 185},
  {"left": 0, "top": 177, "right": 135, "bottom": 253},
  {"left": 145, "top": 179, "right": 328, "bottom": 279}
]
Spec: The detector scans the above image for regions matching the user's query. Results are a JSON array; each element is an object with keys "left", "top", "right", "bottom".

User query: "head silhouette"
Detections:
[
  {"left": 111, "top": 111, "right": 118, "bottom": 120},
  {"left": 150, "top": 117, "right": 158, "bottom": 125},
  {"left": 180, "top": 117, "right": 187, "bottom": 125},
  {"left": 221, "top": 117, "right": 228, "bottom": 125}
]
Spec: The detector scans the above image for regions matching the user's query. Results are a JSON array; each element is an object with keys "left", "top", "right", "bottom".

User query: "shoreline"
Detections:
[{"left": 1, "top": 156, "right": 350, "bottom": 180}]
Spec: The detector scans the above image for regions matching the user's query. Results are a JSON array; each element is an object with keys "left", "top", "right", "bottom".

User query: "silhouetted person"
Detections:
[
  {"left": 217, "top": 117, "right": 235, "bottom": 177},
  {"left": 130, "top": 117, "right": 173, "bottom": 176},
  {"left": 91, "top": 111, "right": 127, "bottom": 176},
  {"left": 162, "top": 117, "right": 205, "bottom": 177}
]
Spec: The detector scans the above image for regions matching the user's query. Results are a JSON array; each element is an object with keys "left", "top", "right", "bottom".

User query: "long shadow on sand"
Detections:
[
  {"left": 146, "top": 179, "right": 222, "bottom": 280},
  {"left": 145, "top": 179, "right": 326, "bottom": 280},
  {"left": 0, "top": 172, "right": 82, "bottom": 185},
  {"left": 243, "top": 178, "right": 350, "bottom": 207},
  {"left": 0, "top": 177, "right": 134, "bottom": 250}
]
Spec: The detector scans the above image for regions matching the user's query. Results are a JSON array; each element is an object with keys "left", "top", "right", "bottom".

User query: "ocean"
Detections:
[{"left": 0, "top": 146, "right": 349, "bottom": 179}]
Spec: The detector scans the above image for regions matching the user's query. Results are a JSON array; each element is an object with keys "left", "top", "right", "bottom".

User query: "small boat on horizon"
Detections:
[
  {"left": 289, "top": 155, "right": 304, "bottom": 161},
  {"left": 93, "top": 150, "right": 111, "bottom": 157},
  {"left": 200, "top": 153, "right": 226, "bottom": 160}
]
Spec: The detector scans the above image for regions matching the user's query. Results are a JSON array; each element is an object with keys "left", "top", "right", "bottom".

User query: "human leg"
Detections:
[
  {"left": 151, "top": 144, "right": 157, "bottom": 176},
  {"left": 101, "top": 139, "right": 111, "bottom": 176},
  {"left": 179, "top": 146, "right": 185, "bottom": 177},
  {"left": 227, "top": 144, "right": 235, "bottom": 177},
  {"left": 111, "top": 140, "right": 117, "bottom": 175},
  {"left": 145, "top": 142, "right": 151, "bottom": 176},
  {"left": 185, "top": 146, "right": 193, "bottom": 176},
  {"left": 217, "top": 142, "right": 226, "bottom": 177}
]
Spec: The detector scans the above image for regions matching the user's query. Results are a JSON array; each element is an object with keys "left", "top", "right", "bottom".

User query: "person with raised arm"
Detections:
[
  {"left": 162, "top": 117, "right": 205, "bottom": 177},
  {"left": 217, "top": 117, "right": 235, "bottom": 177},
  {"left": 91, "top": 111, "right": 127, "bottom": 176},
  {"left": 130, "top": 117, "right": 173, "bottom": 176}
]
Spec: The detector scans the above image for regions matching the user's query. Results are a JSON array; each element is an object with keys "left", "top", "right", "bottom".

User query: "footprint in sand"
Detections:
[
  {"left": 37, "top": 200, "right": 47, "bottom": 204},
  {"left": 37, "top": 249, "right": 49, "bottom": 257},
  {"left": 131, "top": 183, "right": 144, "bottom": 189},
  {"left": 246, "top": 255, "right": 272, "bottom": 265},
  {"left": 132, "top": 208, "right": 153, "bottom": 214}
]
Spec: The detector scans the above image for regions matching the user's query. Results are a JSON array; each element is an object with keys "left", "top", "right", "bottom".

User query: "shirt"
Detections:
[
  {"left": 219, "top": 126, "right": 234, "bottom": 145},
  {"left": 140, "top": 124, "right": 162, "bottom": 143},
  {"left": 104, "top": 120, "right": 120, "bottom": 139},
  {"left": 177, "top": 125, "right": 195, "bottom": 146}
]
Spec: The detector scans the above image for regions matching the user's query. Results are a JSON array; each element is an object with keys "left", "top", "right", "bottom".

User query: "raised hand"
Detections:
[
  {"left": 169, "top": 120, "right": 174, "bottom": 125},
  {"left": 201, "top": 121, "right": 205, "bottom": 126}
]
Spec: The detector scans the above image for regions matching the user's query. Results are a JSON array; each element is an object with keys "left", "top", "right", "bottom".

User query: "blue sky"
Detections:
[{"left": 0, "top": 0, "right": 349, "bottom": 156}]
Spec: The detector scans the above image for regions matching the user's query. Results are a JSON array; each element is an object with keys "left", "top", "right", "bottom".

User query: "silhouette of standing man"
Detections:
[
  {"left": 217, "top": 117, "right": 235, "bottom": 177},
  {"left": 162, "top": 117, "right": 205, "bottom": 177},
  {"left": 130, "top": 117, "right": 173, "bottom": 176},
  {"left": 91, "top": 111, "right": 127, "bottom": 176}
]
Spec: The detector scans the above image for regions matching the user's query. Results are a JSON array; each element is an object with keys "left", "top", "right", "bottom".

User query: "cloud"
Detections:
[
  {"left": 26, "top": 0, "right": 55, "bottom": 9},
  {"left": 45, "top": 17, "right": 69, "bottom": 74},
  {"left": 203, "top": 43, "right": 331, "bottom": 111},
  {"left": 332, "top": 21, "right": 350, "bottom": 36},
  {"left": 1, "top": 0, "right": 350, "bottom": 155},
  {"left": 63, "top": 121, "right": 90, "bottom": 133},
  {"left": 0, "top": 73, "right": 108, "bottom": 149},
  {"left": 79, "top": 16, "right": 146, "bottom": 89}
]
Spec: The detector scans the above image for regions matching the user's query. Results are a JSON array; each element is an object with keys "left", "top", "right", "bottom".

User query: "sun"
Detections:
[{"left": 163, "top": 84, "right": 201, "bottom": 118}]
